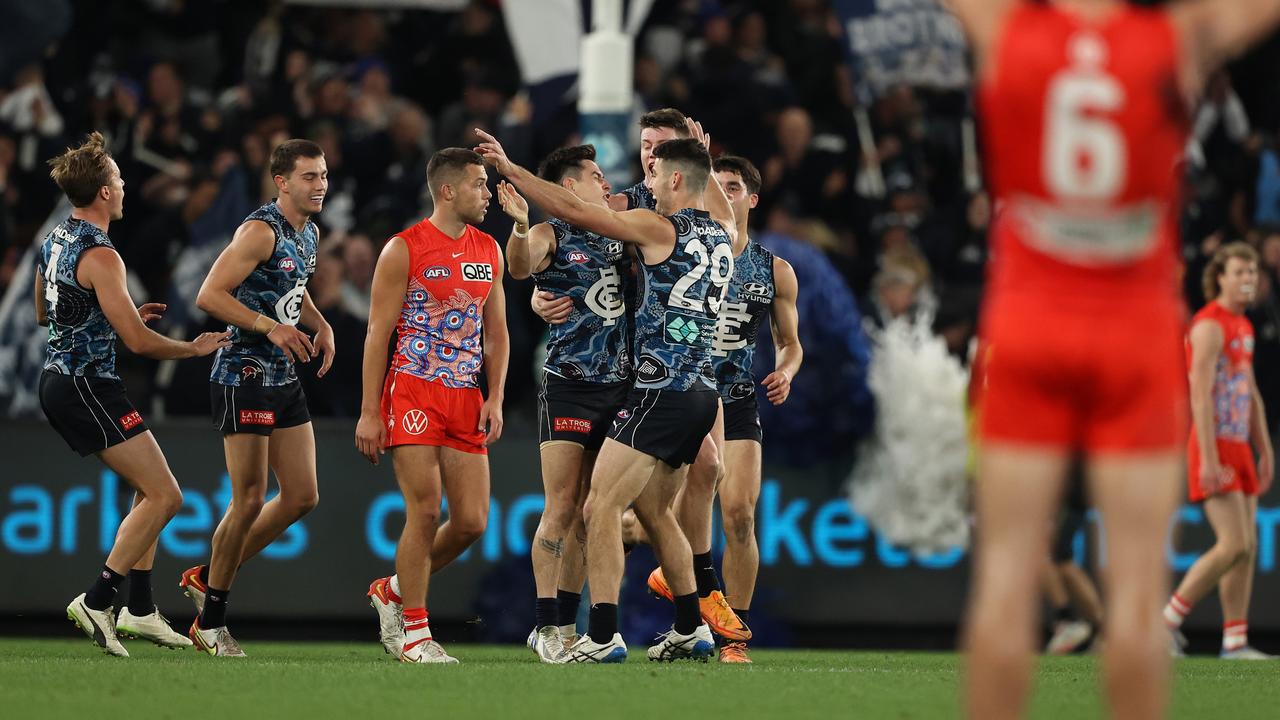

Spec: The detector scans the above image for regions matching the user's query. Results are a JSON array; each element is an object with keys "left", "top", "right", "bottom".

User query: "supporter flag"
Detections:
[{"left": 831, "top": 0, "right": 970, "bottom": 104}]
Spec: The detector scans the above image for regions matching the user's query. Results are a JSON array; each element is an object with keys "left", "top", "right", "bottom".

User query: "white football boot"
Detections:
[
  {"left": 367, "top": 577, "right": 405, "bottom": 659},
  {"left": 527, "top": 625, "right": 567, "bottom": 664},
  {"left": 189, "top": 619, "right": 247, "bottom": 658},
  {"left": 1045, "top": 620, "right": 1093, "bottom": 655},
  {"left": 646, "top": 624, "right": 715, "bottom": 662},
  {"left": 66, "top": 593, "right": 128, "bottom": 657},
  {"left": 564, "top": 632, "right": 628, "bottom": 663},
  {"left": 401, "top": 638, "right": 459, "bottom": 664},
  {"left": 116, "top": 607, "right": 193, "bottom": 648}
]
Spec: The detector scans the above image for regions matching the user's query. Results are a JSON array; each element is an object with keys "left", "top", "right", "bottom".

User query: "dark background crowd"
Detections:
[{"left": 1, "top": 0, "right": 1279, "bottom": 442}]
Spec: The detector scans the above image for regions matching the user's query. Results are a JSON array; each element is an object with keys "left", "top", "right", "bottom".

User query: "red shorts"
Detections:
[
  {"left": 1187, "top": 438, "right": 1258, "bottom": 503},
  {"left": 380, "top": 371, "right": 487, "bottom": 454},
  {"left": 977, "top": 299, "right": 1187, "bottom": 452}
]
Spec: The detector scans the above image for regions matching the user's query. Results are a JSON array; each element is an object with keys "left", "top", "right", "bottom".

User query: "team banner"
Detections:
[
  {"left": 2, "top": 421, "right": 1277, "bottom": 638},
  {"left": 832, "top": 0, "right": 971, "bottom": 100}
]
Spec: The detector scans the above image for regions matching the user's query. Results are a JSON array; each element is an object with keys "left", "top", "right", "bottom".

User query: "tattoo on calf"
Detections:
[{"left": 539, "top": 537, "right": 564, "bottom": 558}]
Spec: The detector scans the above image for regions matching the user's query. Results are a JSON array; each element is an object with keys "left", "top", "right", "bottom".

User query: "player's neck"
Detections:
[
  {"left": 1216, "top": 295, "right": 1247, "bottom": 315},
  {"left": 733, "top": 223, "right": 750, "bottom": 256},
  {"left": 274, "top": 198, "right": 311, "bottom": 232},
  {"left": 428, "top": 210, "right": 468, "bottom": 240},
  {"left": 70, "top": 206, "right": 110, "bottom": 233}
]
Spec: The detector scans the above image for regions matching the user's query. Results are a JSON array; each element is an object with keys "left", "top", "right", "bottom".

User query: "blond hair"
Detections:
[
  {"left": 1203, "top": 241, "right": 1259, "bottom": 301},
  {"left": 47, "top": 132, "right": 115, "bottom": 207}
]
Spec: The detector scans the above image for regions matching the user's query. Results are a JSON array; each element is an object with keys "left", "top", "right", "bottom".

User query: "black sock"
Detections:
[
  {"left": 674, "top": 592, "right": 700, "bottom": 635},
  {"left": 692, "top": 552, "right": 721, "bottom": 598},
  {"left": 622, "top": 542, "right": 637, "bottom": 557},
  {"left": 198, "top": 565, "right": 209, "bottom": 585},
  {"left": 84, "top": 565, "right": 126, "bottom": 611},
  {"left": 1053, "top": 606, "right": 1073, "bottom": 623},
  {"left": 200, "top": 586, "right": 231, "bottom": 628},
  {"left": 588, "top": 603, "right": 618, "bottom": 644},
  {"left": 127, "top": 570, "right": 154, "bottom": 616},
  {"left": 557, "top": 590, "right": 582, "bottom": 627},
  {"left": 535, "top": 597, "right": 558, "bottom": 629},
  {"left": 733, "top": 607, "right": 751, "bottom": 630}
]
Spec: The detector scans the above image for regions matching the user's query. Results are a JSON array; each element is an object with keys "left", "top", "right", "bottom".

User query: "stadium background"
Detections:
[{"left": 1, "top": 0, "right": 1279, "bottom": 651}]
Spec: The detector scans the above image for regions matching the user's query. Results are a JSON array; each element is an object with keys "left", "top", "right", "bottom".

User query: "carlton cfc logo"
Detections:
[
  {"left": 401, "top": 409, "right": 429, "bottom": 435},
  {"left": 278, "top": 258, "right": 296, "bottom": 272}
]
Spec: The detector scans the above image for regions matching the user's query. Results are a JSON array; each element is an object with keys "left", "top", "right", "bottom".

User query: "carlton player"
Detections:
[
  {"left": 38, "top": 133, "right": 227, "bottom": 656},
  {"left": 645, "top": 156, "right": 803, "bottom": 664},
  {"left": 477, "top": 128, "right": 738, "bottom": 663},
  {"left": 1163, "top": 243, "right": 1272, "bottom": 659},
  {"left": 184, "top": 139, "right": 334, "bottom": 656},
  {"left": 496, "top": 144, "right": 631, "bottom": 663},
  {"left": 947, "top": 1, "right": 1280, "bottom": 717},
  {"left": 357, "top": 148, "right": 508, "bottom": 664}
]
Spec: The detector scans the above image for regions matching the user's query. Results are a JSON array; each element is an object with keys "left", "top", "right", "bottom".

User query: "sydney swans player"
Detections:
[
  {"left": 39, "top": 133, "right": 228, "bottom": 655},
  {"left": 359, "top": 148, "right": 508, "bottom": 664},
  {"left": 184, "top": 139, "right": 333, "bottom": 656}
]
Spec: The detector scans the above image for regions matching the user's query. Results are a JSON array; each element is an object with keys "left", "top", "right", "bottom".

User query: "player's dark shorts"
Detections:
[
  {"left": 210, "top": 380, "right": 310, "bottom": 436},
  {"left": 39, "top": 370, "right": 149, "bottom": 456},
  {"left": 538, "top": 372, "right": 632, "bottom": 452},
  {"left": 608, "top": 386, "right": 719, "bottom": 468},
  {"left": 1052, "top": 464, "right": 1088, "bottom": 563},
  {"left": 723, "top": 393, "right": 762, "bottom": 443}
]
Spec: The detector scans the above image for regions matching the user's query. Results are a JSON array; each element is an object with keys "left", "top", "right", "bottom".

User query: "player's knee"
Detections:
[
  {"left": 233, "top": 492, "right": 266, "bottom": 520},
  {"left": 157, "top": 486, "right": 184, "bottom": 519},
  {"left": 407, "top": 504, "right": 440, "bottom": 530},
  {"left": 1219, "top": 537, "right": 1251, "bottom": 566},
  {"left": 722, "top": 501, "right": 755, "bottom": 543},
  {"left": 454, "top": 508, "right": 488, "bottom": 543},
  {"left": 289, "top": 489, "right": 319, "bottom": 517}
]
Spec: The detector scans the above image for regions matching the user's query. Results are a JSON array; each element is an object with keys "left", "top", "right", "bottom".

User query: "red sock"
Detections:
[
  {"left": 403, "top": 607, "right": 431, "bottom": 650},
  {"left": 1223, "top": 620, "right": 1248, "bottom": 651}
]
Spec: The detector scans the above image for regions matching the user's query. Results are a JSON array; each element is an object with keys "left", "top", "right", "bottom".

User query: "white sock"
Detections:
[
  {"left": 1223, "top": 621, "right": 1248, "bottom": 652},
  {"left": 389, "top": 574, "right": 401, "bottom": 600},
  {"left": 1163, "top": 593, "right": 1191, "bottom": 628},
  {"left": 559, "top": 623, "right": 578, "bottom": 638}
]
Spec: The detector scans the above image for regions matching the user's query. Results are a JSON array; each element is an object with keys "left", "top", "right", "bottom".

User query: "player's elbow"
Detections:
[
  {"left": 195, "top": 284, "right": 223, "bottom": 315},
  {"left": 507, "top": 265, "right": 531, "bottom": 281}
]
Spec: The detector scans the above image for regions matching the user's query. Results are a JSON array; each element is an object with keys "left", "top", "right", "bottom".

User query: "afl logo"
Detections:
[
  {"left": 462, "top": 263, "right": 493, "bottom": 282},
  {"left": 401, "top": 409, "right": 429, "bottom": 436},
  {"left": 424, "top": 266, "right": 451, "bottom": 280},
  {"left": 566, "top": 251, "right": 590, "bottom": 264},
  {"left": 278, "top": 258, "right": 296, "bottom": 272}
]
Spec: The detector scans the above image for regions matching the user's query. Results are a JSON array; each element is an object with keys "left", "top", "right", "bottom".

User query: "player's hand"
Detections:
[
  {"left": 267, "top": 322, "right": 315, "bottom": 363},
  {"left": 137, "top": 303, "right": 166, "bottom": 324},
  {"left": 532, "top": 290, "right": 572, "bottom": 325},
  {"left": 684, "top": 116, "right": 711, "bottom": 151},
  {"left": 1258, "top": 450, "right": 1274, "bottom": 494},
  {"left": 762, "top": 369, "right": 792, "bottom": 405},
  {"left": 312, "top": 323, "right": 335, "bottom": 378},
  {"left": 497, "top": 181, "right": 529, "bottom": 228},
  {"left": 479, "top": 395, "right": 504, "bottom": 446},
  {"left": 473, "top": 128, "right": 514, "bottom": 175},
  {"left": 355, "top": 411, "right": 387, "bottom": 465},
  {"left": 189, "top": 331, "right": 232, "bottom": 357},
  {"left": 1199, "top": 458, "right": 1233, "bottom": 495}
]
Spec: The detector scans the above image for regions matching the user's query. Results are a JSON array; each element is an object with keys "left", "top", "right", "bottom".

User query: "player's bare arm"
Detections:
[
  {"left": 299, "top": 288, "right": 334, "bottom": 378},
  {"left": 1245, "top": 364, "right": 1274, "bottom": 493},
  {"left": 33, "top": 268, "right": 47, "bottom": 327},
  {"left": 1188, "top": 318, "right": 1228, "bottom": 493},
  {"left": 763, "top": 257, "right": 802, "bottom": 406},
  {"left": 197, "top": 219, "right": 315, "bottom": 364},
  {"left": 1171, "top": 0, "right": 1280, "bottom": 98},
  {"left": 497, "top": 180, "right": 555, "bottom": 279},
  {"left": 355, "top": 236, "right": 409, "bottom": 465},
  {"left": 479, "top": 246, "right": 509, "bottom": 446},
  {"left": 80, "top": 246, "right": 230, "bottom": 359},
  {"left": 474, "top": 129, "right": 676, "bottom": 256},
  {"left": 683, "top": 117, "right": 739, "bottom": 246},
  {"left": 531, "top": 288, "right": 573, "bottom": 325}
]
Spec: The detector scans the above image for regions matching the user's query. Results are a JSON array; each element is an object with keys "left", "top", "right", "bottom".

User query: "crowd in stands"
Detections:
[{"left": 1, "top": 0, "right": 1278, "bottom": 446}]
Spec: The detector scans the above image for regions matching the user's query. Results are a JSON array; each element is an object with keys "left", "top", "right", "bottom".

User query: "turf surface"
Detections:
[{"left": 2, "top": 639, "right": 1278, "bottom": 719}]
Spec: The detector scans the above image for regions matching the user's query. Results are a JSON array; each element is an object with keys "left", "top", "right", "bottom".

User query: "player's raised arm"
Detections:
[
  {"left": 197, "top": 219, "right": 315, "bottom": 363},
  {"left": 474, "top": 129, "right": 674, "bottom": 250},
  {"left": 763, "top": 257, "right": 803, "bottom": 406},
  {"left": 81, "top": 246, "right": 230, "bottom": 359},
  {"left": 33, "top": 267, "right": 47, "bottom": 327},
  {"left": 479, "top": 246, "right": 508, "bottom": 445},
  {"left": 683, "top": 116, "right": 738, "bottom": 246},
  {"left": 1171, "top": 0, "right": 1280, "bottom": 93},
  {"left": 355, "top": 235, "right": 409, "bottom": 465},
  {"left": 497, "top": 180, "right": 555, "bottom": 279}
]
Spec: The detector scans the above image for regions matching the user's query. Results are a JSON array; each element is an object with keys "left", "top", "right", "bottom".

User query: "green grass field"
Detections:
[{"left": 3, "top": 639, "right": 1278, "bottom": 719}]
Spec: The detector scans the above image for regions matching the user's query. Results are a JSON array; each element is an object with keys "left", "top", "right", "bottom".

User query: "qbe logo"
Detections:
[
  {"left": 461, "top": 263, "right": 493, "bottom": 282},
  {"left": 401, "top": 409, "right": 429, "bottom": 435}
]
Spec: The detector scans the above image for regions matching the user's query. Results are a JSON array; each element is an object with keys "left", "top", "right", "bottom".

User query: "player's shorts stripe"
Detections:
[
  {"left": 72, "top": 376, "right": 108, "bottom": 448},
  {"left": 83, "top": 377, "right": 126, "bottom": 442},
  {"left": 630, "top": 390, "right": 658, "bottom": 446}
]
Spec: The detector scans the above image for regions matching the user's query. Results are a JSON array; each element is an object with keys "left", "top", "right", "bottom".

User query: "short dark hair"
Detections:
[
  {"left": 48, "top": 132, "right": 115, "bottom": 207},
  {"left": 652, "top": 138, "right": 711, "bottom": 194},
  {"left": 639, "top": 108, "right": 691, "bottom": 137},
  {"left": 712, "top": 155, "right": 762, "bottom": 195},
  {"left": 538, "top": 145, "right": 596, "bottom": 183},
  {"left": 426, "top": 147, "right": 484, "bottom": 198},
  {"left": 270, "top": 139, "right": 325, "bottom": 178}
]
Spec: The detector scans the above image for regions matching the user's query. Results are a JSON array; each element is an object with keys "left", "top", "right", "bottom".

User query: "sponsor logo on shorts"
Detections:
[
  {"left": 279, "top": 257, "right": 296, "bottom": 272},
  {"left": 119, "top": 410, "right": 143, "bottom": 431},
  {"left": 401, "top": 409, "right": 429, "bottom": 436},
  {"left": 616, "top": 409, "right": 631, "bottom": 420},
  {"left": 239, "top": 410, "right": 276, "bottom": 426},
  {"left": 728, "top": 382, "right": 754, "bottom": 401},
  {"left": 634, "top": 353, "right": 669, "bottom": 384},
  {"left": 461, "top": 263, "right": 493, "bottom": 282},
  {"left": 566, "top": 251, "right": 590, "bottom": 264},
  {"left": 424, "top": 265, "right": 451, "bottom": 280},
  {"left": 554, "top": 417, "right": 593, "bottom": 434}
]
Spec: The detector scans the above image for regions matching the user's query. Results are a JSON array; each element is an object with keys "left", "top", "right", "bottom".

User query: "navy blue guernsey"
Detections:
[
  {"left": 632, "top": 209, "right": 734, "bottom": 391},
  {"left": 38, "top": 218, "right": 120, "bottom": 378},
  {"left": 210, "top": 202, "right": 319, "bottom": 387},
  {"left": 533, "top": 219, "right": 632, "bottom": 382},
  {"left": 711, "top": 240, "right": 776, "bottom": 402},
  {"left": 618, "top": 180, "right": 656, "bottom": 211}
]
